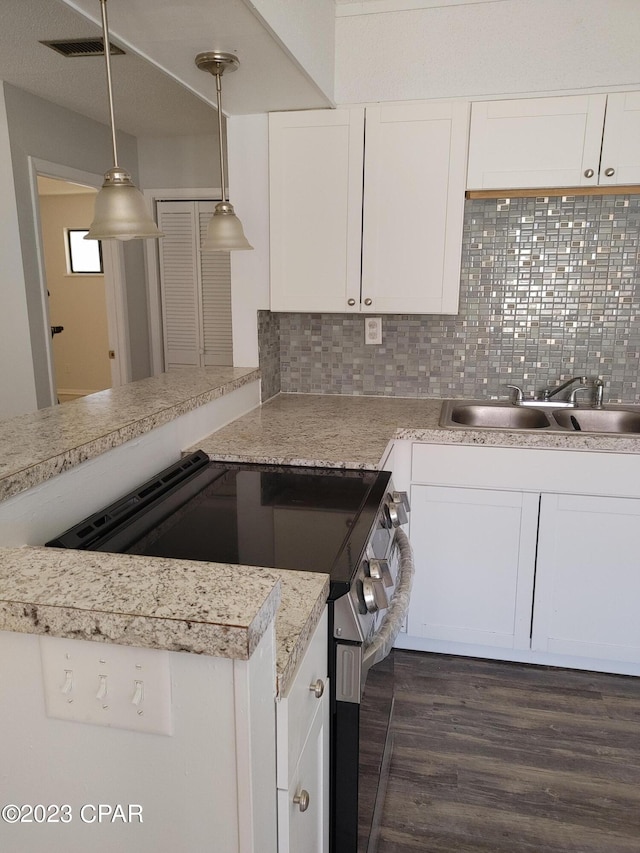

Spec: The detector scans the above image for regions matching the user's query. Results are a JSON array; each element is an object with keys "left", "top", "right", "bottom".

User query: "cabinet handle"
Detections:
[
  {"left": 583, "top": 168, "right": 595, "bottom": 178},
  {"left": 347, "top": 298, "right": 356, "bottom": 306},
  {"left": 364, "top": 298, "right": 372, "bottom": 306},
  {"left": 309, "top": 678, "right": 324, "bottom": 699},
  {"left": 604, "top": 167, "right": 615, "bottom": 177},
  {"left": 293, "top": 789, "right": 310, "bottom": 812}
]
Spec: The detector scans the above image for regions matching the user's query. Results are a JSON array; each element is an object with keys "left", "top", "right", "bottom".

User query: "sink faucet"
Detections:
[
  {"left": 507, "top": 376, "right": 605, "bottom": 408},
  {"left": 542, "top": 376, "right": 588, "bottom": 401}
]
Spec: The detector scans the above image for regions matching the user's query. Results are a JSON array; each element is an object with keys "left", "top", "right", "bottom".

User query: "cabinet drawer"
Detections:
[
  {"left": 411, "top": 443, "right": 640, "bottom": 498},
  {"left": 277, "top": 609, "right": 328, "bottom": 789}
]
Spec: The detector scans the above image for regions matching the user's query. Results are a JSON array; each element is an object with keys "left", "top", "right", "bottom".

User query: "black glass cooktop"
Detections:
[{"left": 47, "top": 451, "right": 391, "bottom": 598}]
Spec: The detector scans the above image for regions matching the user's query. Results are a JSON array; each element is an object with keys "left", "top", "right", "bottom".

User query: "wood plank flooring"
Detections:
[{"left": 375, "top": 652, "right": 640, "bottom": 853}]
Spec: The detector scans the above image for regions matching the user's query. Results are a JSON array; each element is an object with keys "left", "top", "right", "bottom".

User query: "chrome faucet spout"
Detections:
[{"left": 542, "top": 376, "right": 588, "bottom": 401}]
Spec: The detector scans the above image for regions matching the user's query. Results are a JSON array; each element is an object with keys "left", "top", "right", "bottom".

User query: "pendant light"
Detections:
[
  {"left": 195, "top": 51, "right": 253, "bottom": 251},
  {"left": 85, "top": 0, "right": 162, "bottom": 241}
]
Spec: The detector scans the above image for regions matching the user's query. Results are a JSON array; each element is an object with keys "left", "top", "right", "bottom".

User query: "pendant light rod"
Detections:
[
  {"left": 194, "top": 51, "right": 252, "bottom": 251},
  {"left": 86, "top": 0, "right": 163, "bottom": 239},
  {"left": 215, "top": 72, "right": 226, "bottom": 204},
  {"left": 99, "top": 0, "right": 119, "bottom": 168}
]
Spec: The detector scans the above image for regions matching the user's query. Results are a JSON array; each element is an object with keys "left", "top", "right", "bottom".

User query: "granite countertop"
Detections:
[
  {"left": 0, "top": 546, "right": 329, "bottom": 695},
  {"left": 0, "top": 366, "right": 259, "bottom": 503},
  {"left": 191, "top": 393, "right": 640, "bottom": 466}
]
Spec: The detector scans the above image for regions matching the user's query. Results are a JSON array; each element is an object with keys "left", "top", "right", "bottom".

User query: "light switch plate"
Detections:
[{"left": 40, "top": 636, "right": 173, "bottom": 735}]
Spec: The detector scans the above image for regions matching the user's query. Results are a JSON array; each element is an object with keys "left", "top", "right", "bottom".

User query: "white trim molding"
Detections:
[
  {"left": 29, "top": 158, "right": 131, "bottom": 397},
  {"left": 335, "top": 0, "right": 510, "bottom": 16}
]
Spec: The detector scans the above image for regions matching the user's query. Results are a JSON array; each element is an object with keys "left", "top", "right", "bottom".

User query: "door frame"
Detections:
[
  {"left": 143, "top": 187, "right": 219, "bottom": 375},
  {"left": 29, "top": 157, "right": 131, "bottom": 404}
]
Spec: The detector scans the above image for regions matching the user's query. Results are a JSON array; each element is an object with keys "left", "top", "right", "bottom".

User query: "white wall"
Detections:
[
  {"left": 137, "top": 132, "right": 219, "bottom": 190},
  {"left": 0, "top": 83, "right": 38, "bottom": 419},
  {"left": 0, "top": 630, "right": 240, "bottom": 853},
  {"left": 3, "top": 83, "right": 150, "bottom": 412},
  {"left": 335, "top": 0, "right": 640, "bottom": 104},
  {"left": 227, "top": 114, "right": 270, "bottom": 368},
  {"left": 246, "top": 0, "right": 336, "bottom": 102}
]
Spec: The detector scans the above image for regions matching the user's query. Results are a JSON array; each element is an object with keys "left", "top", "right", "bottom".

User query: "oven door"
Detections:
[{"left": 332, "top": 529, "right": 414, "bottom": 853}]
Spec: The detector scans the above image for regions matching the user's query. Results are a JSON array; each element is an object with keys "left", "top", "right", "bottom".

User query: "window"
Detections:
[{"left": 66, "top": 229, "right": 103, "bottom": 274}]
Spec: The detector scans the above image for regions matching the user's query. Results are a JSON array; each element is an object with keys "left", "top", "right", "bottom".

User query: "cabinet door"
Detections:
[
  {"left": 277, "top": 690, "right": 329, "bottom": 853},
  {"left": 467, "top": 95, "right": 607, "bottom": 189},
  {"left": 361, "top": 101, "right": 469, "bottom": 314},
  {"left": 408, "top": 485, "right": 538, "bottom": 649},
  {"left": 599, "top": 91, "right": 640, "bottom": 185},
  {"left": 269, "top": 109, "right": 364, "bottom": 312},
  {"left": 532, "top": 493, "right": 640, "bottom": 663}
]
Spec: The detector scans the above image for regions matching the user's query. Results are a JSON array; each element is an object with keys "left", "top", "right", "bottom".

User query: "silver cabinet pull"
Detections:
[
  {"left": 293, "top": 790, "right": 310, "bottom": 812},
  {"left": 347, "top": 298, "right": 356, "bottom": 306},
  {"left": 584, "top": 168, "right": 595, "bottom": 178},
  {"left": 364, "top": 298, "right": 372, "bottom": 306},
  {"left": 604, "top": 167, "right": 615, "bottom": 177},
  {"left": 309, "top": 678, "right": 324, "bottom": 699}
]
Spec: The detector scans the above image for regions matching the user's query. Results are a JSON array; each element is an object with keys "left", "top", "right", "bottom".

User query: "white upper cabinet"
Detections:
[
  {"left": 467, "top": 92, "right": 640, "bottom": 190},
  {"left": 269, "top": 101, "right": 470, "bottom": 314},
  {"left": 269, "top": 109, "right": 364, "bottom": 313},
  {"left": 599, "top": 91, "right": 640, "bottom": 185},
  {"left": 362, "top": 102, "right": 469, "bottom": 314}
]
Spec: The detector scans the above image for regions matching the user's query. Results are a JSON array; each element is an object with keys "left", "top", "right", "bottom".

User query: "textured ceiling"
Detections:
[{"left": 0, "top": 0, "right": 332, "bottom": 139}]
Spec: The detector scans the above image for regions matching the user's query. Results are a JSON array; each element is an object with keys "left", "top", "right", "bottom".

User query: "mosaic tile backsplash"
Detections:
[{"left": 259, "top": 194, "right": 640, "bottom": 403}]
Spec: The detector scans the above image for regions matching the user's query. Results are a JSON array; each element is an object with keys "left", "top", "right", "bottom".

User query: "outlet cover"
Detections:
[{"left": 365, "top": 317, "right": 382, "bottom": 345}]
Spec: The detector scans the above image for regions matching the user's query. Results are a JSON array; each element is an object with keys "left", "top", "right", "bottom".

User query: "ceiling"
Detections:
[{"left": 0, "top": 0, "right": 332, "bottom": 139}]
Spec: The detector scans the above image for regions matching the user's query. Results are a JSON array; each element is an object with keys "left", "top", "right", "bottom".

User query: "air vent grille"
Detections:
[{"left": 40, "top": 38, "right": 125, "bottom": 58}]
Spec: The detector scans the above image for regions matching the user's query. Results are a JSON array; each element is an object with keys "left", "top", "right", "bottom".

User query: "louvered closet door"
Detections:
[
  {"left": 157, "top": 200, "right": 232, "bottom": 370},
  {"left": 198, "top": 203, "right": 232, "bottom": 366}
]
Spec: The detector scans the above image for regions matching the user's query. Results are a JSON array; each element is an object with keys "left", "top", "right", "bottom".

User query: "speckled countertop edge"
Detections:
[
  {"left": 0, "top": 367, "right": 260, "bottom": 503},
  {"left": 0, "top": 547, "right": 329, "bottom": 693},
  {"left": 0, "top": 547, "right": 281, "bottom": 661},
  {"left": 192, "top": 393, "right": 640, "bottom": 467},
  {"left": 269, "top": 570, "right": 330, "bottom": 695}
]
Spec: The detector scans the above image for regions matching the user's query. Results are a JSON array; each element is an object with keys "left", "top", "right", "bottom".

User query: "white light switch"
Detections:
[{"left": 40, "top": 637, "right": 173, "bottom": 735}]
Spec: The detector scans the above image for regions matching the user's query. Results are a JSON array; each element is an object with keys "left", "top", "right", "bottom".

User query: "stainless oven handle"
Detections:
[{"left": 362, "top": 528, "right": 414, "bottom": 674}]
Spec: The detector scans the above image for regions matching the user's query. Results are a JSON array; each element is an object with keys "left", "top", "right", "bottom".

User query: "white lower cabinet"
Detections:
[
  {"left": 278, "top": 696, "right": 329, "bottom": 853},
  {"left": 409, "top": 484, "right": 538, "bottom": 650},
  {"left": 276, "top": 609, "right": 329, "bottom": 853},
  {"left": 532, "top": 493, "right": 640, "bottom": 663},
  {"left": 399, "top": 441, "right": 640, "bottom": 675}
]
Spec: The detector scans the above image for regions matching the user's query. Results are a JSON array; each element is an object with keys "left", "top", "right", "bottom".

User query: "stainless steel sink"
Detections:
[
  {"left": 439, "top": 399, "right": 640, "bottom": 435},
  {"left": 445, "top": 402, "right": 552, "bottom": 430},
  {"left": 551, "top": 408, "right": 640, "bottom": 433}
]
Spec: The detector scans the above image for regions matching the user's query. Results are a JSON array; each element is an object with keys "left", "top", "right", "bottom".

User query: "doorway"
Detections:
[
  {"left": 37, "top": 177, "right": 111, "bottom": 401},
  {"left": 30, "top": 158, "right": 131, "bottom": 406}
]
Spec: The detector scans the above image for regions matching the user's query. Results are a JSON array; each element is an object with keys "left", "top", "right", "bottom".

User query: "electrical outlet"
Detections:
[
  {"left": 365, "top": 317, "right": 382, "bottom": 345},
  {"left": 40, "top": 636, "right": 173, "bottom": 735}
]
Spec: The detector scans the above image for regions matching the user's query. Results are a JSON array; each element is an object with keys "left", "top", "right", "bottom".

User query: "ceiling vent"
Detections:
[{"left": 40, "top": 38, "right": 125, "bottom": 58}]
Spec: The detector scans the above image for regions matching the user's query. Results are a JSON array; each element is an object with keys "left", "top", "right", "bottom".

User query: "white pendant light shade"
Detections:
[
  {"left": 87, "top": 0, "right": 162, "bottom": 241},
  {"left": 86, "top": 167, "right": 163, "bottom": 241},
  {"left": 201, "top": 201, "right": 253, "bottom": 251}
]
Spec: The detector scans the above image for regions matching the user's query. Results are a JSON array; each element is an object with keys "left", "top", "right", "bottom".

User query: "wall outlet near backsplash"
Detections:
[{"left": 259, "top": 194, "right": 640, "bottom": 404}]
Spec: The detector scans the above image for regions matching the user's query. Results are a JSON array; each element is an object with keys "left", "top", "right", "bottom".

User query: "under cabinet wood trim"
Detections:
[{"left": 466, "top": 185, "right": 640, "bottom": 199}]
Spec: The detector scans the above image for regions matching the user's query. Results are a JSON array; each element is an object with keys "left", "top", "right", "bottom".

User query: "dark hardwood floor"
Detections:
[{"left": 376, "top": 651, "right": 640, "bottom": 853}]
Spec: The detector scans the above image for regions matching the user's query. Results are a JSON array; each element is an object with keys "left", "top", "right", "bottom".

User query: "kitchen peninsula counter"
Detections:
[
  {"left": 0, "top": 366, "right": 260, "bottom": 502},
  {"left": 191, "top": 392, "right": 640, "bottom": 465},
  {"left": 0, "top": 546, "right": 328, "bottom": 694}
]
